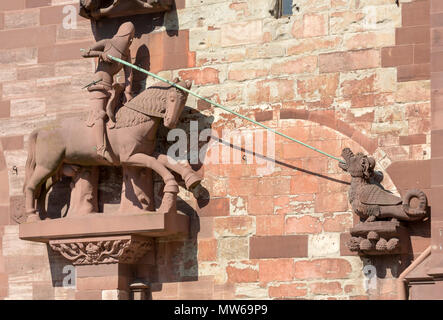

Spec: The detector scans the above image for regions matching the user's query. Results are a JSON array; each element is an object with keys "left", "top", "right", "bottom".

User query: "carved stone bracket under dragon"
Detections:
[
  {"left": 347, "top": 220, "right": 409, "bottom": 255},
  {"left": 49, "top": 235, "right": 154, "bottom": 265}
]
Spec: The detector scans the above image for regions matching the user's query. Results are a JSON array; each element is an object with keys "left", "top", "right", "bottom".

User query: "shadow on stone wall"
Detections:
[
  {"left": 220, "top": 137, "right": 351, "bottom": 186},
  {"left": 142, "top": 107, "right": 214, "bottom": 296},
  {"left": 47, "top": 245, "right": 76, "bottom": 290}
]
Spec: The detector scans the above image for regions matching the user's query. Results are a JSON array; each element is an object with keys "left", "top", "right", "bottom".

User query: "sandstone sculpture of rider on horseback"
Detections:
[{"left": 23, "top": 21, "right": 202, "bottom": 223}]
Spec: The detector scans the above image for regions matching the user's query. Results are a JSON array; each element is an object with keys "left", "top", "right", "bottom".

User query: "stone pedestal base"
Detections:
[
  {"left": 74, "top": 263, "right": 134, "bottom": 300},
  {"left": 19, "top": 211, "right": 189, "bottom": 300},
  {"left": 19, "top": 211, "right": 189, "bottom": 241}
]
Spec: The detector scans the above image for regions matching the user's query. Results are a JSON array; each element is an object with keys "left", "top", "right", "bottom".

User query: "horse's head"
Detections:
[{"left": 163, "top": 78, "right": 192, "bottom": 129}]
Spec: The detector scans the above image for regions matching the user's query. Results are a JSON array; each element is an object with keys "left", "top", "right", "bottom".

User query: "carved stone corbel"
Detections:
[
  {"left": 347, "top": 220, "right": 409, "bottom": 255},
  {"left": 49, "top": 235, "right": 154, "bottom": 265}
]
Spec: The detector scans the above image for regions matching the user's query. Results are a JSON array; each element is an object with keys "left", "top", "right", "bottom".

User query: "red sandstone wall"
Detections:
[
  {"left": 0, "top": 0, "right": 432, "bottom": 299},
  {"left": 430, "top": 0, "right": 443, "bottom": 244}
]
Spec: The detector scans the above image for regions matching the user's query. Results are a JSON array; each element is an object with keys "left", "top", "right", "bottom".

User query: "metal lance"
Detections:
[
  {"left": 82, "top": 78, "right": 103, "bottom": 90},
  {"left": 107, "top": 54, "right": 345, "bottom": 163}
]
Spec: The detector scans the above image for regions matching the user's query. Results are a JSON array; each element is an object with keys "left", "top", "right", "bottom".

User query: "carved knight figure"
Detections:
[{"left": 82, "top": 21, "right": 135, "bottom": 162}]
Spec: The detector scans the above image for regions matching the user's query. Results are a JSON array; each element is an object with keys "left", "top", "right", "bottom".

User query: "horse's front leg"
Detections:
[
  {"left": 122, "top": 153, "right": 179, "bottom": 214},
  {"left": 153, "top": 152, "right": 202, "bottom": 191}
]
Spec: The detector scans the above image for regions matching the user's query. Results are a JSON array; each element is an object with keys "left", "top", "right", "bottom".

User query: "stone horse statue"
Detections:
[{"left": 23, "top": 78, "right": 201, "bottom": 222}]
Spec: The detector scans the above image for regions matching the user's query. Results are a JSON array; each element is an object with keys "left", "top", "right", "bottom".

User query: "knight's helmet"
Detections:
[{"left": 116, "top": 21, "right": 135, "bottom": 39}]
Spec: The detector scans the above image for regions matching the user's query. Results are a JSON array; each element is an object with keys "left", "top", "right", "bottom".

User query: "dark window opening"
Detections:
[
  {"left": 282, "top": 0, "right": 293, "bottom": 16},
  {"left": 270, "top": 0, "right": 294, "bottom": 19}
]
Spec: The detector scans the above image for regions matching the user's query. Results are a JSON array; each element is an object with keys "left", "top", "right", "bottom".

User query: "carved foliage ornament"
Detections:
[
  {"left": 49, "top": 236, "right": 154, "bottom": 265},
  {"left": 346, "top": 220, "right": 407, "bottom": 255}
]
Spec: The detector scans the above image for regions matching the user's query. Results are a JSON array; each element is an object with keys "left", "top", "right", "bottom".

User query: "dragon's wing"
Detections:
[{"left": 360, "top": 184, "right": 402, "bottom": 206}]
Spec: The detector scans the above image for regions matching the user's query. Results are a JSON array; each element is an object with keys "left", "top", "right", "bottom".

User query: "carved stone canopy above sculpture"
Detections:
[{"left": 80, "top": 0, "right": 173, "bottom": 21}]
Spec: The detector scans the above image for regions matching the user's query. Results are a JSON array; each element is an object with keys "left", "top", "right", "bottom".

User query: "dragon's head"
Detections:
[{"left": 339, "top": 148, "right": 375, "bottom": 180}]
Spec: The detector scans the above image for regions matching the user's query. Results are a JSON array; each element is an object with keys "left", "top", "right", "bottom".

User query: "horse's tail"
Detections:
[{"left": 23, "top": 131, "right": 38, "bottom": 193}]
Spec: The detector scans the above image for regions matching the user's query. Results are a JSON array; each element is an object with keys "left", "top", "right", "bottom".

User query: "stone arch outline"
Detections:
[{"left": 248, "top": 107, "right": 402, "bottom": 194}]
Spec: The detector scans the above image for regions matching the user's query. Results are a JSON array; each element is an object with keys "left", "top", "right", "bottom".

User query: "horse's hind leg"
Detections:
[
  {"left": 153, "top": 152, "right": 202, "bottom": 191},
  {"left": 36, "top": 176, "right": 57, "bottom": 220},
  {"left": 123, "top": 153, "right": 179, "bottom": 214},
  {"left": 25, "top": 166, "right": 56, "bottom": 222}
]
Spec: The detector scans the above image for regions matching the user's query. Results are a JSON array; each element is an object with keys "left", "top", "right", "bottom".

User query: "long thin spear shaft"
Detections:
[{"left": 108, "top": 54, "right": 345, "bottom": 163}]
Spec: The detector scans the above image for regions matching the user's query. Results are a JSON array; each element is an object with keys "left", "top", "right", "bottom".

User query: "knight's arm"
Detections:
[{"left": 82, "top": 40, "right": 108, "bottom": 58}]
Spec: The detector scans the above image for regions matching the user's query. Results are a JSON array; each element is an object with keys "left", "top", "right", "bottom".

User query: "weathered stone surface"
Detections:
[
  {"left": 0, "top": 0, "right": 433, "bottom": 301},
  {"left": 102, "top": 289, "right": 129, "bottom": 300},
  {"left": 308, "top": 233, "right": 341, "bottom": 257},
  {"left": 221, "top": 20, "right": 263, "bottom": 47},
  {"left": 3, "top": 9, "right": 39, "bottom": 29},
  {"left": 218, "top": 237, "right": 249, "bottom": 261},
  {"left": 269, "top": 283, "right": 307, "bottom": 298},
  {"left": 294, "top": 258, "right": 353, "bottom": 280},
  {"left": 234, "top": 283, "right": 268, "bottom": 299}
]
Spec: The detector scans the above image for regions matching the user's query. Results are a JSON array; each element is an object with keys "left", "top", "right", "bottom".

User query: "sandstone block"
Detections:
[
  {"left": 226, "top": 261, "right": 258, "bottom": 283},
  {"left": 294, "top": 258, "right": 352, "bottom": 280},
  {"left": 178, "top": 68, "right": 220, "bottom": 85},
  {"left": 308, "top": 233, "right": 341, "bottom": 257},
  {"left": 269, "top": 283, "right": 307, "bottom": 298},
  {"left": 270, "top": 56, "right": 317, "bottom": 76},
  {"left": 218, "top": 237, "right": 249, "bottom": 260},
  {"left": 255, "top": 215, "right": 284, "bottom": 236},
  {"left": 221, "top": 20, "right": 263, "bottom": 47},
  {"left": 214, "top": 216, "right": 255, "bottom": 237},
  {"left": 292, "top": 13, "right": 329, "bottom": 38},
  {"left": 319, "top": 49, "right": 380, "bottom": 73},
  {"left": 286, "top": 215, "right": 321, "bottom": 234},
  {"left": 4, "top": 9, "right": 39, "bottom": 29},
  {"left": 309, "top": 281, "right": 343, "bottom": 295},
  {"left": 197, "top": 239, "right": 217, "bottom": 261},
  {"left": 258, "top": 258, "right": 294, "bottom": 282}
]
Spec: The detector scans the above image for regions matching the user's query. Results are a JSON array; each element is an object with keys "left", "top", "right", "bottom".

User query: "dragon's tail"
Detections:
[{"left": 402, "top": 189, "right": 428, "bottom": 218}]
